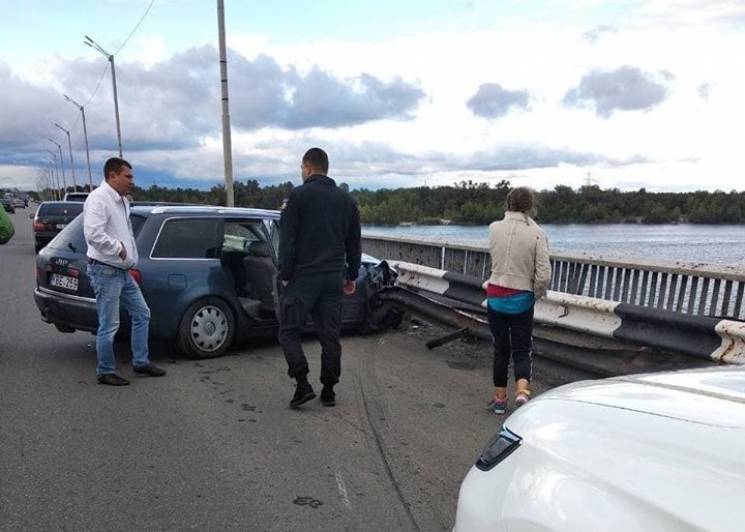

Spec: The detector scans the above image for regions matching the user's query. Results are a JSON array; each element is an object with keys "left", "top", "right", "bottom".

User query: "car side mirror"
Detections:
[{"left": 29, "top": 213, "right": 34, "bottom": 219}]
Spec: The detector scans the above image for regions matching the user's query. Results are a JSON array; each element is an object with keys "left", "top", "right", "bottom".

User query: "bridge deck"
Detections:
[{"left": 1, "top": 209, "right": 591, "bottom": 531}]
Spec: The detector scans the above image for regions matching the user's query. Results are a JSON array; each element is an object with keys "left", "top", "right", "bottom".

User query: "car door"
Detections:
[
  {"left": 222, "top": 218, "right": 279, "bottom": 321},
  {"left": 143, "top": 216, "right": 229, "bottom": 338}
]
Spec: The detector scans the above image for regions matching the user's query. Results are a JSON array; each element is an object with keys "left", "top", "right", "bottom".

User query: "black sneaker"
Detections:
[
  {"left": 97, "top": 373, "right": 130, "bottom": 386},
  {"left": 320, "top": 386, "right": 335, "bottom": 407},
  {"left": 290, "top": 382, "right": 316, "bottom": 408},
  {"left": 133, "top": 364, "right": 166, "bottom": 377}
]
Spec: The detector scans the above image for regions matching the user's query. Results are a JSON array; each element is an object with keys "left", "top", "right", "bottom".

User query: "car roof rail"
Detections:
[{"left": 148, "top": 205, "right": 281, "bottom": 217}]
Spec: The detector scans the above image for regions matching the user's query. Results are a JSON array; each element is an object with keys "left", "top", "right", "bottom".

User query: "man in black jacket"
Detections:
[{"left": 278, "top": 148, "right": 361, "bottom": 408}]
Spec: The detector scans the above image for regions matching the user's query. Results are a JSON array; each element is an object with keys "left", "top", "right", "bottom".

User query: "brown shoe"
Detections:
[{"left": 97, "top": 373, "right": 130, "bottom": 386}]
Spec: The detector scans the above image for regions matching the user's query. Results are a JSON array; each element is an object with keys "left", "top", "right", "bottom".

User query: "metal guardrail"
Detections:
[
  {"left": 362, "top": 234, "right": 745, "bottom": 320},
  {"left": 388, "top": 260, "right": 745, "bottom": 365}
]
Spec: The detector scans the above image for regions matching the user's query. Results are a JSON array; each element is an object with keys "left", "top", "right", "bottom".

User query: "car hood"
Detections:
[
  {"left": 524, "top": 366, "right": 745, "bottom": 427},
  {"left": 499, "top": 367, "right": 745, "bottom": 531}
]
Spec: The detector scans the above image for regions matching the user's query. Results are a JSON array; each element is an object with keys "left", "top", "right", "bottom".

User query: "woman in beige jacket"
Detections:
[{"left": 485, "top": 187, "right": 551, "bottom": 414}]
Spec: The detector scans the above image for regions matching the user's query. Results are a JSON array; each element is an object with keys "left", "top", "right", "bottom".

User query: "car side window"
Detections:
[
  {"left": 223, "top": 220, "right": 267, "bottom": 253},
  {"left": 152, "top": 218, "right": 222, "bottom": 259}
]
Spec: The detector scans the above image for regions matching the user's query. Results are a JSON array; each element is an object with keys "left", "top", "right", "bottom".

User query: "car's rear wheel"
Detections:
[{"left": 177, "top": 297, "right": 235, "bottom": 359}]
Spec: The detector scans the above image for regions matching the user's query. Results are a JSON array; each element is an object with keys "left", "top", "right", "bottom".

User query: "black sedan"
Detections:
[{"left": 32, "top": 201, "right": 84, "bottom": 253}]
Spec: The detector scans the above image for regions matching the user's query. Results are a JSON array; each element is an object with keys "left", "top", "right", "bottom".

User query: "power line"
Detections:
[
  {"left": 66, "top": 62, "right": 108, "bottom": 133},
  {"left": 114, "top": 0, "right": 156, "bottom": 55},
  {"left": 65, "top": 1, "right": 155, "bottom": 135}
]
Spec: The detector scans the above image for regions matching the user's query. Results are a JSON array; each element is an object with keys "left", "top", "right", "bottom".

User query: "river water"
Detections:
[{"left": 362, "top": 224, "right": 745, "bottom": 266}]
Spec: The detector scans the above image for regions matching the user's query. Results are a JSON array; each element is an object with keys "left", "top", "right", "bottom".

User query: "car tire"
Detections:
[
  {"left": 34, "top": 243, "right": 43, "bottom": 253},
  {"left": 358, "top": 301, "right": 404, "bottom": 335},
  {"left": 177, "top": 297, "right": 236, "bottom": 359}
]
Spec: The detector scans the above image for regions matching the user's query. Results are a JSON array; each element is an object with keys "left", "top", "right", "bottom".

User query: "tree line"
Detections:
[{"left": 40, "top": 179, "right": 745, "bottom": 225}]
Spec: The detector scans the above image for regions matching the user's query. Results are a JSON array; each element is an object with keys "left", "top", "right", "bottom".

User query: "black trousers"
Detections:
[
  {"left": 278, "top": 272, "right": 343, "bottom": 385},
  {"left": 487, "top": 305, "right": 534, "bottom": 387}
]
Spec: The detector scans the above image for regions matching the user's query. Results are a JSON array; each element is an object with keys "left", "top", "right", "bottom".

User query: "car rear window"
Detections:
[
  {"left": 64, "top": 194, "right": 89, "bottom": 202},
  {"left": 38, "top": 203, "right": 84, "bottom": 216},
  {"left": 47, "top": 215, "right": 87, "bottom": 252},
  {"left": 48, "top": 213, "right": 148, "bottom": 253},
  {"left": 151, "top": 218, "right": 222, "bottom": 259}
]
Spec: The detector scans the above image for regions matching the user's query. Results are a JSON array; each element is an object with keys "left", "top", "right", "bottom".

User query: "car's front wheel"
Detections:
[{"left": 177, "top": 297, "right": 235, "bottom": 359}]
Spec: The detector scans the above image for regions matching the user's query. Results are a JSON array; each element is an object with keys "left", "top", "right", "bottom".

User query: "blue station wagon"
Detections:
[{"left": 33, "top": 204, "right": 399, "bottom": 358}]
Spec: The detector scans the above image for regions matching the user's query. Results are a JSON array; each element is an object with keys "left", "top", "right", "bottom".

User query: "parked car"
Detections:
[
  {"left": 454, "top": 367, "right": 745, "bottom": 532},
  {"left": 1, "top": 197, "right": 14, "bottom": 213},
  {"left": 31, "top": 201, "right": 85, "bottom": 253},
  {"left": 34, "top": 204, "right": 401, "bottom": 359},
  {"left": 63, "top": 192, "right": 90, "bottom": 202}
]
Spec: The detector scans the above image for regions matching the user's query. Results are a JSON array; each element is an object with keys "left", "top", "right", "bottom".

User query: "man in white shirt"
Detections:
[{"left": 83, "top": 157, "right": 165, "bottom": 385}]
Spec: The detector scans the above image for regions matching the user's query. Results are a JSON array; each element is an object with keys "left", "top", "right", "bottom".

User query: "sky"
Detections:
[{"left": 0, "top": 0, "right": 744, "bottom": 192}]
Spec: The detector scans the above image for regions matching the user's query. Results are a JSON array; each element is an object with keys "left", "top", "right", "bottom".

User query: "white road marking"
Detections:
[{"left": 335, "top": 470, "right": 352, "bottom": 511}]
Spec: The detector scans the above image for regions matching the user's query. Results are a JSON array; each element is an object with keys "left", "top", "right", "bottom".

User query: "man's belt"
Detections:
[{"left": 88, "top": 258, "right": 128, "bottom": 270}]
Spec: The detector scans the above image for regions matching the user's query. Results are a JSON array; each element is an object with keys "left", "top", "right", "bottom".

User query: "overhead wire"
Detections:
[
  {"left": 65, "top": 0, "right": 156, "bottom": 132},
  {"left": 113, "top": 0, "right": 156, "bottom": 55}
]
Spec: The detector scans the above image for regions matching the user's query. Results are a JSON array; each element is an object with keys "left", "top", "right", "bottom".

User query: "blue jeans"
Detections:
[{"left": 87, "top": 262, "right": 151, "bottom": 374}]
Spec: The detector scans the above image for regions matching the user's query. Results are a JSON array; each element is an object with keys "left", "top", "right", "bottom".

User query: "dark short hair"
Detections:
[
  {"left": 103, "top": 157, "right": 132, "bottom": 180},
  {"left": 505, "top": 187, "right": 535, "bottom": 213},
  {"left": 302, "top": 148, "right": 329, "bottom": 174}
]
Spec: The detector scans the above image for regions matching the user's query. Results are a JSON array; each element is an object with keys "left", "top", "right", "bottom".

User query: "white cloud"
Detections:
[{"left": 1, "top": 4, "right": 744, "bottom": 193}]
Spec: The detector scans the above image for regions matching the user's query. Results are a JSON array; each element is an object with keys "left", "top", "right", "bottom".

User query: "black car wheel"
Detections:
[
  {"left": 177, "top": 297, "right": 235, "bottom": 359},
  {"left": 358, "top": 301, "right": 404, "bottom": 335}
]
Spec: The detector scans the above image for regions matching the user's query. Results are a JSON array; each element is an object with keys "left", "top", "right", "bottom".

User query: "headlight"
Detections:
[{"left": 475, "top": 426, "right": 521, "bottom": 471}]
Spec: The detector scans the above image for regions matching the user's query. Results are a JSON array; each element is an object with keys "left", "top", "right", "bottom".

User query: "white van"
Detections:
[{"left": 63, "top": 192, "right": 90, "bottom": 202}]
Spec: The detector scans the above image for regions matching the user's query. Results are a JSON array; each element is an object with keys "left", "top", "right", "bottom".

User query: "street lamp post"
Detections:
[
  {"left": 63, "top": 94, "right": 93, "bottom": 190},
  {"left": 54, "top": 123, "right": 77, "bottom": 190},
  {"left": 43, "top": 165, "right": 54, "bottom": 200},
  {"left": 45, "top": 151, "right": 60, "bottom": 199},
  {"left": 216, "top": 0, "right": 235, "bottom": 207},
  {"left": 47, "top": 138, "right": 67, "bottom": 193},
  {"left": 84, "top": 35, "right": 123, "bottom": 157}
]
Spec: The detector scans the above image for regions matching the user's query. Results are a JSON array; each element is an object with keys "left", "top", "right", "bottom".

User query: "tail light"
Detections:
[
  {"left": 129, "top": 268, "right": 142, "bottom": 285},
  {"left": 33, "top": 221, "right": 49, "bottom": 232}
]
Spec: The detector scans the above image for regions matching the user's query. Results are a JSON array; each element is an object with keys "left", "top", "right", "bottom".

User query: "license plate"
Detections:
[
  {"left": 57, "top": 224, "right": 67, "bottom": 229},
  {"left": 50, "top": 273, "right": 79, "bottom": 291}
]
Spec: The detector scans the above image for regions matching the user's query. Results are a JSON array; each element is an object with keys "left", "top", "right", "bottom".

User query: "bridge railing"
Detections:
[{"left": 362, "top": 234, "right": 745, "bottom": 321}]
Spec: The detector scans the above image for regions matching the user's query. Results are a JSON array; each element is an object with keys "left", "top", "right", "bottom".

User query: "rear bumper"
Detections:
[
  {"left": 34, "top": 232, "right": 59, "bottom": 244},
  {"left": 34, "top": 287, "right": 98, "bottom": 333}
]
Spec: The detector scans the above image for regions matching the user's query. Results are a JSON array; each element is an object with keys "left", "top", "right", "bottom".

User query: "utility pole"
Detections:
[
  {"left": 84, "top": 35, "right": 123, "bottom": 157},
  {"left": 54, "top": 123, "right": 77, "bottom": 190},
  {"left": 216, "top": 0, "right": 235, "bottom": 207},
  {"left": 585, "top": 171, "right": 592, "bottom": 187},
  {"left": 47, "top": 138, "right": 67, "bottom": 192},
  {"left": 64, "top": 94, "right": 93, "bottom": 190}
]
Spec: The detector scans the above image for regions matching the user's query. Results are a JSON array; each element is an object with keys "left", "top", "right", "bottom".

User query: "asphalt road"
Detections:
[{"left": 0, "top": 206, "right": 592, "bottom": 531}]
